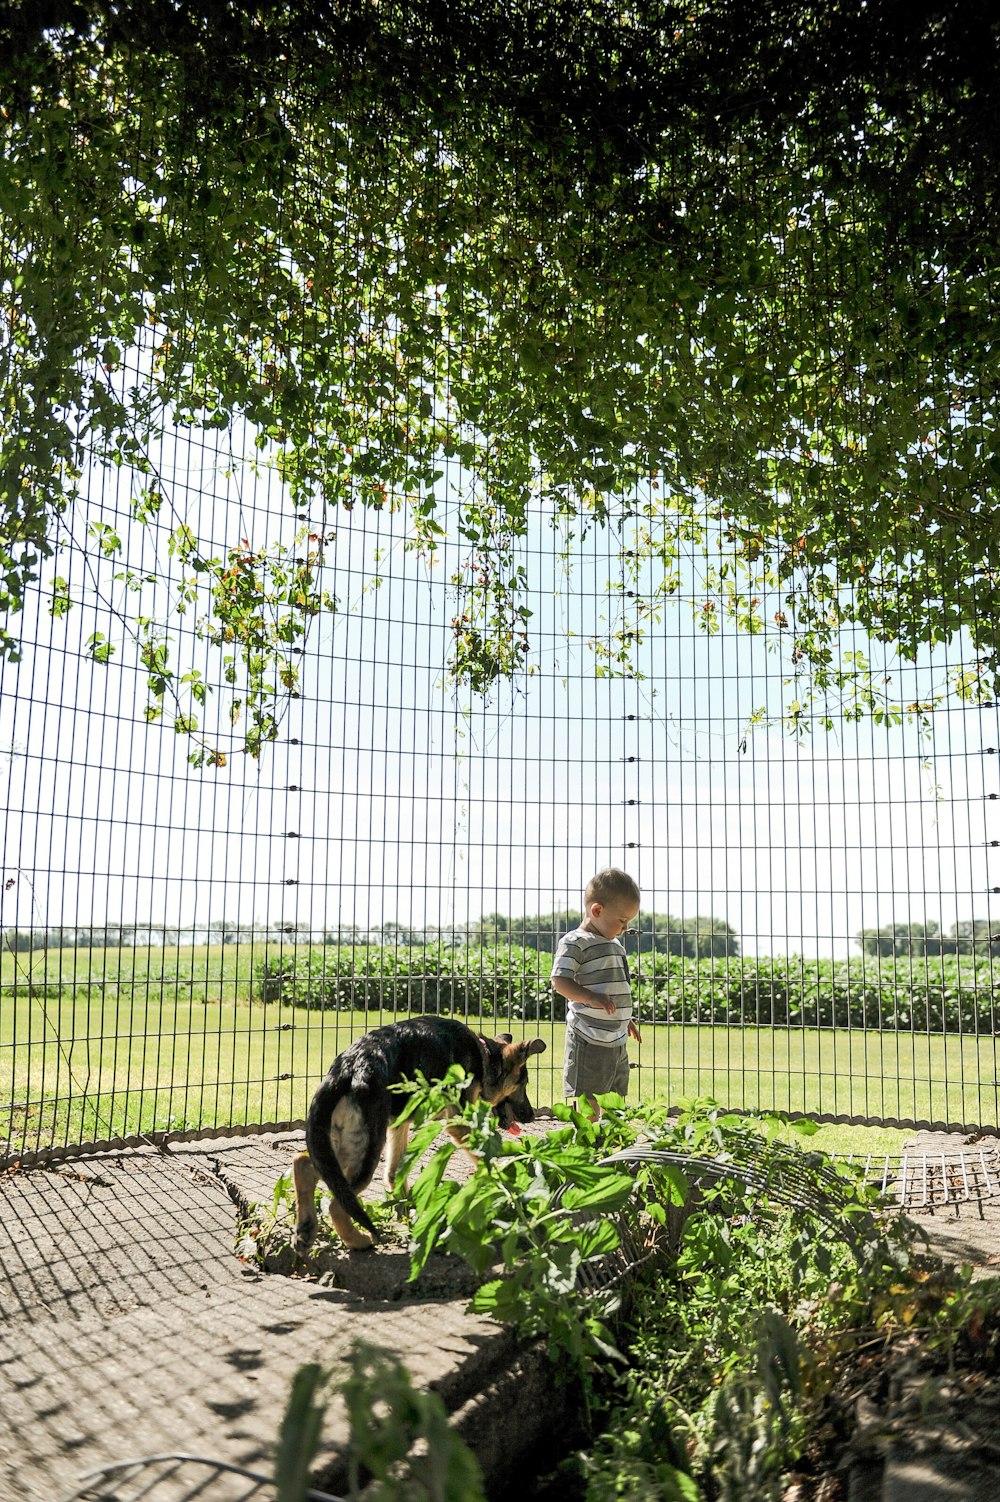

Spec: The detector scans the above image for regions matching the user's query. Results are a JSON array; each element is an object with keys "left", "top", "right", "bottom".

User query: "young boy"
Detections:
[{"left": 551, "top": 868, "right": 642, "bottom": 1118}]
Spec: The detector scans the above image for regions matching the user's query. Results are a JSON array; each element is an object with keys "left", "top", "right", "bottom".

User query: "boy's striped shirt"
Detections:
[{"left": 551, "top": 926, "right": 632, "bottom": 1045}]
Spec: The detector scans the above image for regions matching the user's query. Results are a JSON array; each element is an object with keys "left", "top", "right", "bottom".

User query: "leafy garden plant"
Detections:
[
  {"left": 275, "top": 1342, "right": 486, "bottom": 1502},
  {"left": 571, "top": 1114, "right": 999, "bottom": 1501},
  {"left": 254, "top": 1085, "right": 1000, "bottom": 1499},
  {"left": 393, "top": 1067, "right": 645, "bottom": 1369}
]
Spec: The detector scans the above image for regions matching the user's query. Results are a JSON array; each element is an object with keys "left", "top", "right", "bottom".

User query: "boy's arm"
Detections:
[{"left": 551, "top": 974, "right": 617, "bottom": 1015}]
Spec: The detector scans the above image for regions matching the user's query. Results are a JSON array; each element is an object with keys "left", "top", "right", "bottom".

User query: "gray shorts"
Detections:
[{"left": 563, "top": 1030, "right": 631, "bottom": 1100}]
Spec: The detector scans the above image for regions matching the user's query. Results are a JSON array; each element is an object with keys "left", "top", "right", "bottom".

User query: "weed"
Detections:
[{"left": 274, "top": 1341, "right": 485, "bottom": 1502}]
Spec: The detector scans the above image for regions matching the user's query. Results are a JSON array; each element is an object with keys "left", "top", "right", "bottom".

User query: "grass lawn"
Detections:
[{"left": 3, "top": 944, "right": 999, "bottom": 1159}]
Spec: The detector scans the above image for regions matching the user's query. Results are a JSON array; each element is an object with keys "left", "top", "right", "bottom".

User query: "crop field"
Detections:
[{"left": 3, "top": 943, "right": 999, "bottom": 1161}]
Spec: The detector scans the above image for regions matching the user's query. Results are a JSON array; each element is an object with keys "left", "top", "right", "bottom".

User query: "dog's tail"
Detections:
[{"left": 304, "top": 1076, "right": 380, "bottom": 1239}]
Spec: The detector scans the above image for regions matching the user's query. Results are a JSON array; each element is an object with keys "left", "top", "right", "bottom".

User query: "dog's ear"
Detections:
[
  {"left": 496, "top": 1032, "right": 514, "bottom": 1044},
  {"left": 499, "top": 1037, "right": 547, "bottom": 1074}
]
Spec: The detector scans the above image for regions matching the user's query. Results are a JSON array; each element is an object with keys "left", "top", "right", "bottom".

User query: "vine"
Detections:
[{"left": 2, "top": 4, "right": 1000, "bottom": 759}]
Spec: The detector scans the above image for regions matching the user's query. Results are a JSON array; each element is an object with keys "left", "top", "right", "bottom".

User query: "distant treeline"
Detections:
[
  {"left": 854, "top": 921, "right": 1000, "bottom": 957},
  {"left": 3, "top": 922, "right": 249, "bottom": 950},
  {"left": 8, "top": 915, "right": 994, "bottom": 959},
  {"left": 469, "top": 912, "right": 739, "bottom": 958},
  {"left": 2, "top": 912, "right": 740, "bottom": 957}
]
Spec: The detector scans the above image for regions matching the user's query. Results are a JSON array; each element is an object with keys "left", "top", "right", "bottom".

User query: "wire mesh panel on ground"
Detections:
[{"left": 3, "top": 9, "right": 1000, "bottom": 1164}]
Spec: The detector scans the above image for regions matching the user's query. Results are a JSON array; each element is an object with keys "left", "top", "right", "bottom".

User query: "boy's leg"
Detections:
[
  {"left": 577, "top": 1044, "right": 629, "bottom": 1117},
  {"left": 610, "top": 1042, "right": 630, "bottom": 1098},
  {"left": 565, "top": 1030, "right": 600, "bottom": 1116},
  {"left": 566, "top": 1032, "right": 619, "bottom": 1119},
  {"left": 562, "top": 1026, "right": 582, "bottom": 1103}
]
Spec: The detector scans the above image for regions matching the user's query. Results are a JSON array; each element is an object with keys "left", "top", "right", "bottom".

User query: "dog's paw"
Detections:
[
  {"left": 340, "top": 1224, "right": 377, "bottom": 1251},
  {"left": 294, "top": 1218, "right": 317, "bottom": 1256}
]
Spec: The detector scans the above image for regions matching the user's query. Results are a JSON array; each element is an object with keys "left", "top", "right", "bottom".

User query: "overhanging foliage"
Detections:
[{"left": 2, "top": 1, "right": 1000, "bottom": 758}]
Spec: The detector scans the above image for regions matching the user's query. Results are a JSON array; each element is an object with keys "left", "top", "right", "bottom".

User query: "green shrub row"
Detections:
[
  {"left": 255, "top": 945, "right": 1000, "bottom": 1034},
  {"left": 256, "top": 944, "right": 558, "bottom": 1018}
]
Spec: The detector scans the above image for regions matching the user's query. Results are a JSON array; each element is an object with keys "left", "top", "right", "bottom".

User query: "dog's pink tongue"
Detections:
[{"left": 507, "top": 1122, "right": 523, "bottom": 1135}]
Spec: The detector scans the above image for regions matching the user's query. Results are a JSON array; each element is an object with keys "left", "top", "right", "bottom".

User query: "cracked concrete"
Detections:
[{"left": 0, "top": 1132, "right": 531, "bottom": 1502}]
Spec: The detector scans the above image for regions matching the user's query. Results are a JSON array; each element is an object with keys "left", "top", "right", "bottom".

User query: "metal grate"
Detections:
[
  {"left": 838, "top": 1144, "right": 1000, "bottom": 1209},
  {"left": 597, "top": 1142, "right": 879, "bottom": 1256},
  {"left": 593, "top": 1139, "right": 1000, "bottom": 1228}
]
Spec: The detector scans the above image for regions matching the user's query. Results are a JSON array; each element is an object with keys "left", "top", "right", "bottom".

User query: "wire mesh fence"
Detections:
[
  {"left": 3, "top": 23, "right": 1000, "bottom": 1168},
  {"left": 4, "top": 479, "right": 998, "bottom": 1161}
]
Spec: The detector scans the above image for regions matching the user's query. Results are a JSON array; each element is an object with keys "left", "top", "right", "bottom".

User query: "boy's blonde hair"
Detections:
[{"left": 585, "top": 868, "right": 640, "bottom": 907}]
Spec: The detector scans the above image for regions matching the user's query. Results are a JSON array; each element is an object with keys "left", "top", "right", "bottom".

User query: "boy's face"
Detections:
[{"left": 586, "top": 896, "right": 640, "bottom": 941}]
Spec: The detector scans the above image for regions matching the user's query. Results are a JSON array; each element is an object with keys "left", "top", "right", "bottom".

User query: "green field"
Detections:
[{"left": 3, "top": 943, "right": 999, "bottom": 1161}]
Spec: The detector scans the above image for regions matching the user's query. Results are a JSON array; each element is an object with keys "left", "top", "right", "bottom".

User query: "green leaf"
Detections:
[
  {"left": 86, "top": 632, "right": 115, "bottom": 664},
  {"left": 558, "top": 1172, "right": 634, "bottom": 1214},
  {"left": 273, "top": 1363, "right": 328, "bottom": 1502},
  {"left": 468, "top": 1277, "right": 521, "bottom": 1322},
  {"left": 49, "top": 577, "right": 72, "bottom": 619},
  {"left": 573, "top": 1220, "right": 621, "bottom": 1260}
]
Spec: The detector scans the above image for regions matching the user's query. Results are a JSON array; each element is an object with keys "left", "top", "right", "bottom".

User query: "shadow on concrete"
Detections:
[{"left": 0, "top": 1133, "right": 519, "bottom": 1502}]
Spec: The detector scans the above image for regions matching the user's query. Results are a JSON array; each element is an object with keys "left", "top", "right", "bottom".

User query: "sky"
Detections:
[{"left": 1, "top": 411, "right": 998, "bottom": 960}]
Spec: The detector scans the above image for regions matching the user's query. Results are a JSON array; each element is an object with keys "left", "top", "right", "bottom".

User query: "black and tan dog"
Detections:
[{"left": 293, "top": 1016, "right": 547, "bottom": 1252}]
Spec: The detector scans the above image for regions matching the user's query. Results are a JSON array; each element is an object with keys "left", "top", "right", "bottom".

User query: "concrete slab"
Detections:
[
  {"left": 0, "top": 1132, "right": 520, "bottom": 1502},
  {"left": 881, "top": 1451, "right": 998, "bottom": 1502}
]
